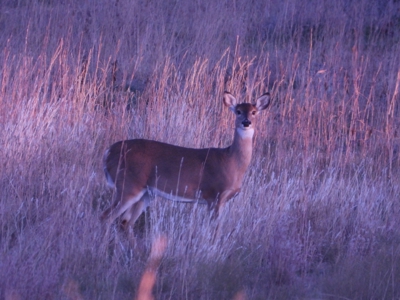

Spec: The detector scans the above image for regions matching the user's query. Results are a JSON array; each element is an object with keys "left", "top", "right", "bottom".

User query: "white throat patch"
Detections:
[{"left": 237, "top": 128, "right": 254, "bottom": 139}]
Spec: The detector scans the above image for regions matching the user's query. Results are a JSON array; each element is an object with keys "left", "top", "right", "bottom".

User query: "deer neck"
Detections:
[{"left": 228, "top": 128, "right": 254, "bottom": 169}]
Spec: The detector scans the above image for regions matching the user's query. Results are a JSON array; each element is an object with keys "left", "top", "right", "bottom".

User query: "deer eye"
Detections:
[
  {"left": 236, "top": 110, "right": 241, "bottom": 115},
  {"left": 252, "top": 111, "right": 257, "bottom": 115}
]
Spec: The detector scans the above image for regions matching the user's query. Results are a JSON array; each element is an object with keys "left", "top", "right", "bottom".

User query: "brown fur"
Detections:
[{"left": 101, "top": 92, "right": 270, "bottom": 228}]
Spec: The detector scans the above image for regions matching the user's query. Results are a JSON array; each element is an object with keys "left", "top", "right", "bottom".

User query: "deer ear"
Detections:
[
  {"left": 223, "top": 91, "right": 237, "bottom": 111},
  {"left": 255, "top": 92, "right": 271, "bottom": 111}
]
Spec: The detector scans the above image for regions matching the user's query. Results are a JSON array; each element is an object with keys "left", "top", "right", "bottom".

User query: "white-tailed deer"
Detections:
[{"left": 101, "top": 92, "right": 271, "bottom": 228}]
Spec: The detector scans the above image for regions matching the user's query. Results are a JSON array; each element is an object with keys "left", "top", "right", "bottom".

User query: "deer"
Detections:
[{"left": 101, "top": 92, "right": 271, "bottom": 229}]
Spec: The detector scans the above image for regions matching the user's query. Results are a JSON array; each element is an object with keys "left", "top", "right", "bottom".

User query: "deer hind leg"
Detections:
[
  {"left": 121, "top": 191, "right": 151, "bottom": 229},
  {"left": 101, "top": 186, "right": 146, "bottom": 227}
]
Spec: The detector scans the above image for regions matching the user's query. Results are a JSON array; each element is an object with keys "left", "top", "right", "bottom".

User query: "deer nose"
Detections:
[{"left": 242, "top": 119, "right": 251, "bottom": 127}]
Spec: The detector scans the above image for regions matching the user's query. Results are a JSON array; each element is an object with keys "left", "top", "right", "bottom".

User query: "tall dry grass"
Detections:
[{"left": 1, "top": 0, "right": 400, "bottom": 299}]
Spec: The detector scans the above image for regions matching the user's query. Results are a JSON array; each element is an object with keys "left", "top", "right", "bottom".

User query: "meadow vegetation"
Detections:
[{"left": 1, "top": 0, "right": 400, "bottom": 299}]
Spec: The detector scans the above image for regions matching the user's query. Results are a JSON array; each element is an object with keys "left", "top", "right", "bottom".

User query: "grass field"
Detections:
[{"left": 1, "top": 0, "right": 400, "bottom": 299}]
